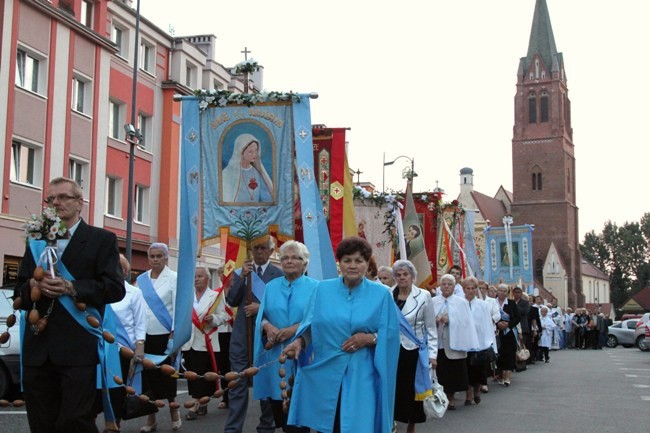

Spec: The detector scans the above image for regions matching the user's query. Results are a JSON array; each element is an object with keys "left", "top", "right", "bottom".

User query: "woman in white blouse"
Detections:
[
  {"left": 182, "top": 267, "right": 230, "bottom": 420},
  {"left": 392, "top": 260, "right": 437, "bottom": 433}
]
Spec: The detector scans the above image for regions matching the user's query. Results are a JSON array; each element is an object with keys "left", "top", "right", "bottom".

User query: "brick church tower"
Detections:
[{"left": 511, "top": 0, "right": 584, "bottom": 308}]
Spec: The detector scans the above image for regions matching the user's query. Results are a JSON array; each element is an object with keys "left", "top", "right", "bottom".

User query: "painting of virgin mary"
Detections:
[{"left": 221, "top": 133, "right": 274, "bottom": 203}]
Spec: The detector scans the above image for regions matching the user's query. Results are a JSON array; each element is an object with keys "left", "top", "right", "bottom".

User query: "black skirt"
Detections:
[
  {"left": 496, "top": 330, "right": 517, "bottom": 371},
  {"left": 394, "top": 346, "right": 425, "bottom": 424},
  {"left": 182, "top": 349, "right": 218, "bottom": 398},
  {"left": 436, "top": 349, "right": 468, "bottom": 393},
  {"left": 142, "top": 333, "right": 177, "bottom": 400},
  {"left": 466, "top": 354, "right": 488, "bottom": 386}
]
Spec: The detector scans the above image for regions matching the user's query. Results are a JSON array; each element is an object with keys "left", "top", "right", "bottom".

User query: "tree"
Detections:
[{"left": 580, "top": 213, "right": 650, "bottom": 309}]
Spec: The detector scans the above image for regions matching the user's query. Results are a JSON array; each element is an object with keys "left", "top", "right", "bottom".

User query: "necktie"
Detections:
[{"left": 257, "top": 266, "right": 263, "bottom": 278}]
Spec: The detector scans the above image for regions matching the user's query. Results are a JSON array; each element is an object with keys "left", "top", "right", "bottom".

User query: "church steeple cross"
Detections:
[{"left": 241, "top": 46, "right": 251, "bottom": 60}]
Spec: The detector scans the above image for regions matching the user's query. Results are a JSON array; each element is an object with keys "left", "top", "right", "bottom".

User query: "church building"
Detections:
[
  {"left": 458, "top": 0, "right": 589, "bottom": 309},
  {"left": 510, "top": 0, "right": 583, "bottom": 308}
]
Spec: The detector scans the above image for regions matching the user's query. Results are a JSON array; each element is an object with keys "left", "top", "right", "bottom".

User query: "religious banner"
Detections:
[
  {"left": 295, "top": 126, "right": 351, "bottom": 253},
  {"left": 436, "top": 201, "right": 465, "bottom": 278},
  {"left": 402, "top": 182, "right": 434, "bottom": 288},
  {"left": 201, "top": 101, "right": 295, "bottom": 245},
  {"left": 179, "top": 91, "right": 337, "bottom": 286},
  {"left": 354, "top": 199, "right": 393, "bottom": 268},
  {"left": 483, "top": 224, "right": 534, "bottom": 286}
]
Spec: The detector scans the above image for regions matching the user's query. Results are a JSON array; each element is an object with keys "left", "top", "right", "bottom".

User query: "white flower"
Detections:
[
  {"left": 199, "top": 100, "right": 208, "bottom": 110},
  {"left": 218, "top": 97, "right": 228, "bottom": 107},
  {"left": 47, "top": 232, "right": 56, "bottom": 240}
]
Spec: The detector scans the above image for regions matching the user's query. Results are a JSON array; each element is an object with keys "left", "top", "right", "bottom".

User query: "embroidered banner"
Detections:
[
  {"left": 201, "top": 103, "right": 295, "bottom": 244},
  {"left": 483, "top": 224, "right": 534, "bottom": 286}
]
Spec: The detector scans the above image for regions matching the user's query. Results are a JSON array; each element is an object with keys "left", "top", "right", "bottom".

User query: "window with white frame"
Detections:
[
  {"left": 105, "top": 177, "right": 122, "bottom": 217},
  {"left": 72, "top": 75, "right": 91, "bottom": 114},
  {"left": 137, "top": 113, "right": 152, "bottom": 150},
  {"left": 109, "top": 100, "right": 125, "bottom": 139},
  {"left": 185, "top": 62, "right": 197, "bottom": 88},
  {"left": 68, "top": 158, "right": 88, "bottom": 191},
  {"left": 135, "top": 185, "right": 150, "bottom": 223},
  {"left": 111, "top": 24, "right": 128, "bottom": 58},
  {"left": 15, "top": 48, "right": 43, "bottom": 94},
  {"left": 140, "top": 40, "right": 155, "bottom": 73},
  {"left": 80, "top": 0, "right": 93, "bottom": 27},
  {"left": 10, "top": 140, "right": 42, "bottom": 186}
]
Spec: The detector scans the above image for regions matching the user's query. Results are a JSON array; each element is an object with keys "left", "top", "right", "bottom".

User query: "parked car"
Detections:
[
  {"left": 644, "top": 324, "right": 650, "bottom": 350},
  {"left": 606, "top": 319, "right": 638, "bottom": 348},
  {"left": 634, "top": 312, "right": 650, "bottom": 351},
  {"left": 0, "top": 285, "right": 21, "bottom": 399}
]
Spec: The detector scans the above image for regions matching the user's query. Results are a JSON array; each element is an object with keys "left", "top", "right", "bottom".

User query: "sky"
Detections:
[{"left": 140, "top": 0, "right": 650, "bottom": 240}]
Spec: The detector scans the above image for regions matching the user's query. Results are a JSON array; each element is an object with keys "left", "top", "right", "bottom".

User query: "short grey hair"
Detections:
[
  {"left": 377, "top": 265, "right": 393, "bottom": 275},
  {"left": 148, "top": 242, "right": 169, "bottom": 258},
  {"left": 461, "top": 276, "right": 479, "bottom": 288},
  {"left": 195, "top": 266, "right": 211, "bottom": 282},
  {"left": 440, "top": 274, "right": 455, "bottom": 285},
  {"left": 279, "top": 240, "right": 310, "bottom": 267},
  {"left": 392, "top": 260, "right": 417, "bottom": 280}
]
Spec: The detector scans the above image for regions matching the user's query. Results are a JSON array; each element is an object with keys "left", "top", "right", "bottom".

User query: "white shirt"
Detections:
[
  {"left": 111, "top": 281, "right": 147, "bottom": 348},
  {"left": 140, "top": 266, "right": 177, "bottom": 335}
]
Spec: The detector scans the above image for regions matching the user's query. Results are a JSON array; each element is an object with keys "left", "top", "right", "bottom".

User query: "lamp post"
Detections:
[
  {"left": 124, "top": 0, "right": 142, "bottom": 262},
  {"left": 383, "top": 154, "right": 417, "bottom": 192}
]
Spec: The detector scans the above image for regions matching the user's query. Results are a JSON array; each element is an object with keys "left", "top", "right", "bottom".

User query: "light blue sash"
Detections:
[
  {"left": 28, "top": 240, "right": 119, "bottom": 423},
  {"left": 137, "top": 273, "right": 173, "bottom": 332},
  {"left": 234, "top": 268, "right": 266, "bottom": 301},
  {"left": 396, "top": 304, "right": 433, "bottom": 399}
]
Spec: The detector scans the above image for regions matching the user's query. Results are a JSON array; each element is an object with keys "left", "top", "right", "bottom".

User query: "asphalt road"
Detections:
[{"left": 1, "top": 347, "right": 648, "bottom": 433}]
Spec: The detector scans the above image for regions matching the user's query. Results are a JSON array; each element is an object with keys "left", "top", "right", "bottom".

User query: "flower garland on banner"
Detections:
[{"left": 194, "top": 89, "right": 301, "bottom": 110}]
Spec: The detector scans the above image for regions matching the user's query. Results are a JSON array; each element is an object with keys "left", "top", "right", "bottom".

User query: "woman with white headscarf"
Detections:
[
  {"left": 222, "top": 133, "right": 273, "bottom": 203},
  {"left": 462, "top": 277, "right": 496, "bottom": 406},
  {"left": 432, "top": 274, "right": 479, "bottom": 410}
]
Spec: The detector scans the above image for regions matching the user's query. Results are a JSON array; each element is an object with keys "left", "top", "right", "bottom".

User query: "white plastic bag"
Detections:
[{"left": 423, "top": 369, "right": 448, "bottom": 420}]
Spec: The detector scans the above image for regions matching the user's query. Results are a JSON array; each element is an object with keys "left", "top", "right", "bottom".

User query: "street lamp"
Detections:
[
  {"left": 383, "top": 153, "right": 417, "bottom": 192},
  {"left": 125, "top": 0, "right": 142, "bottom": 262}
]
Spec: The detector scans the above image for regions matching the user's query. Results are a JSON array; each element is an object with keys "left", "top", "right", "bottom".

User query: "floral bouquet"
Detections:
[
  {"left": 22, "top": 206, "right": 68, "bottom": 280},
  {"left": 234, "top": 58, "right": 260, "bottom": 75},
  {"left": 22, "top": 206, "right": 68, "bottom": 243}
]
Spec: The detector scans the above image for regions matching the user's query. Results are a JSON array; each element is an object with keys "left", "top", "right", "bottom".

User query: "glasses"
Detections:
[
  {"left": 280, "top": 255, "right": 303, "bottom": 262},
  {"left": 44, "top": 194, "right": 79, "bottom": 204}
]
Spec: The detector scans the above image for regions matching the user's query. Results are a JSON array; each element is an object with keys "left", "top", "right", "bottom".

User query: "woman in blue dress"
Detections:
[
  {"left": 283, "top": 237, "right": 400, "bottom": 433},
  {"left": 253, "top": 240, "right": 316, "bottom": 432}
]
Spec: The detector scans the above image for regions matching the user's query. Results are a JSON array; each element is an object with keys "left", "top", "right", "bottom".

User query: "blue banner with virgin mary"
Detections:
[{"left": 201, "top": 103, "right": 295, "bottom": 243}]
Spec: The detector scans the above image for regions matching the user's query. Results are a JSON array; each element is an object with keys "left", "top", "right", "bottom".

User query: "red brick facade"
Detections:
[{"left": 510, "top": 0, "right": 583, "bottom": 308}]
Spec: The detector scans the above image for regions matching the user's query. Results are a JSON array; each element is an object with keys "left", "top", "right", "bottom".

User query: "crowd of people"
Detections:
[{"left": 15, "top": 177, "right": 591, "bottom": 433}]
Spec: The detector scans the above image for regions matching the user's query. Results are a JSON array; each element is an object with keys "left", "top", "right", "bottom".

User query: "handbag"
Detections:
[
  {"left": 423, "top": 370, "right": 448, "bottom": 420},
  {"left": 122, "top": 393, "right": 159, "bottom": 420},
  {"left": 468, "top": 348, "right": 495, "bottom": 366},
  {"left": 516, "top": 347, "right": 530, "bottom": 362}
]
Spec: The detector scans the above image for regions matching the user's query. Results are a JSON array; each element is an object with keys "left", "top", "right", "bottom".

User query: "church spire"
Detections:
[{"left": 523, "top": 0, "right": 559, "bottom": 73}]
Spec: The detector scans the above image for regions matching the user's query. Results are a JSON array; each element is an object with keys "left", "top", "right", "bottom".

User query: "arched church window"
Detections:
[
  {"left": 535, "top": 59, "right": 540, "bottom": 79},
  {"left": 541, "top": 90, "right": 549, "bottom": 122},
  {"left": 528, "top": 92, "right": 537, "bottom": 124},
  {"left": 532, "top": 166, "right": 542, "bottom": 191},
  {"left": 541, "top": 70, "right": 546, "bottom": 79}
]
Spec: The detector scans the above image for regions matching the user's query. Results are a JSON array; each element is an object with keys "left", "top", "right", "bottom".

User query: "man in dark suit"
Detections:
[
  {"left": 15, "top": 177, "right": 125, "bottom": 433},
  {"left": 224, "top": 238, "right": 283, "bottom": 433}
]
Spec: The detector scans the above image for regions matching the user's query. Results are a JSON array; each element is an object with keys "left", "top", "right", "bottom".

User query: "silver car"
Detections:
[
  {"left": 634, "top": 312, "right": 650, "bottom": 351},
  {"left": 606, "top": 319, "right": 638, "bottom": 348}
]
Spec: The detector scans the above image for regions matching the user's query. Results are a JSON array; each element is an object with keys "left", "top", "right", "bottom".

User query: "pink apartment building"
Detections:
[{"left": 1, "top": 0, "right": 252, "bottom": 284}]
